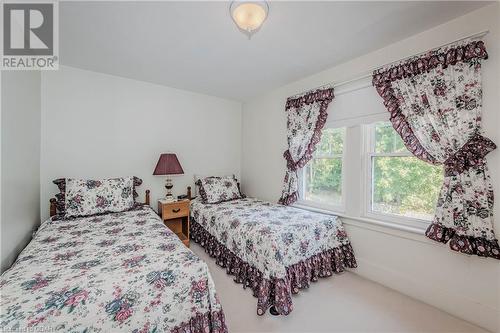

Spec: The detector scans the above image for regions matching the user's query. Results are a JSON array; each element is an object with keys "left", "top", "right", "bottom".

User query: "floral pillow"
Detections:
[
  {"left": 53, "top": 177, "right": 142, "bottom": 218},
  {"left": 53, "top": 178, "right": 67, "bottom": 217},
  {"left": 64, "top": 177, "right": 135, "bottom": 218},
  {"left": 194, "top": 174, "right": 234, "bottom": 197},
  {"left": 196, "top": 176, "right": 242, "bottom": 204}
]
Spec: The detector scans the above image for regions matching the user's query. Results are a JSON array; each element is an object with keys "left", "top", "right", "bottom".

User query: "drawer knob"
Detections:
[{"left": 172, "top": 208, "right": 181, "bottom": 213}]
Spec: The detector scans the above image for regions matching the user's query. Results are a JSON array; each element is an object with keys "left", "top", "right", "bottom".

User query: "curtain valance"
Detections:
[{"left": 373, "top": 40, "right": 499, "bottom": 259}]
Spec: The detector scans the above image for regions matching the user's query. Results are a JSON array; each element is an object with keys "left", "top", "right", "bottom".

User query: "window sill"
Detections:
[
  {"left": 292, "top": 203, "right": 427, "bottom": 237},
  {"left": 295, "top": 200, "right": 345, "bottom": 214}
]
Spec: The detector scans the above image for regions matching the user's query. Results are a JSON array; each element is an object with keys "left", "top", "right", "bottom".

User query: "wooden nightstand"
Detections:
[{"left": 158, "top": 199, "right": 190, "bottom": 247}]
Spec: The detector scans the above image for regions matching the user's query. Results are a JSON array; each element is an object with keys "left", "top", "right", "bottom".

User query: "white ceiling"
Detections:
[{"left": 60, "top": 1, "right": 490, "bottom": 102}]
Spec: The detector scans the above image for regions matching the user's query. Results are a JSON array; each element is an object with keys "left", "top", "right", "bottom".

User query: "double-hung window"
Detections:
[
  {"left": 365, "top": 121, "right": 443, "bottom": 227},
  {"left": 300, "top": 127, "right": 346, "bottom": 211},
  {"left": 296, "top": 77, "right": 444, "bottom": 232}
]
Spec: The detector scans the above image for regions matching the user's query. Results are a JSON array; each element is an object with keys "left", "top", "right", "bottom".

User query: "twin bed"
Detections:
[
  {"left": 0, "top": 175, "right": 356, "bottom": 332},
  {"left": 0, "top": 179, "right": 227, "bottom": 333},
  {"left": 190, "top": 197, "right": 357, "bottom": 316}
]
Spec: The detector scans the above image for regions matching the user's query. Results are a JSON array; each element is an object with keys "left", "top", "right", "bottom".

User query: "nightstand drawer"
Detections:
[{"left": 161, "top": 201, "right": 189, "bottom": 220}]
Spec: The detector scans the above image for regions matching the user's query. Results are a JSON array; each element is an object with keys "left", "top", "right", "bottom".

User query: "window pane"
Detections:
[
  {"left": 304, "top": 127, "right": 345, "bottom": 206},
  {"left": 304, "top": 157, "right": 342, "bottom": 206},
  {"left": 372, "top": 156, "right": 443, "bottom": 220},
  {"left": 315, "top": 127, "right": 345, "bottom": 156},
  {"left": 374, "top": 122, "right": 407, "bottom": 154}
]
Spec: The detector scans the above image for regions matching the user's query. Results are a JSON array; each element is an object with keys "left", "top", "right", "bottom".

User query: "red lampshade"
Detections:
[{"left": 153, "top": 153, "right": 184, "bottom": 175}]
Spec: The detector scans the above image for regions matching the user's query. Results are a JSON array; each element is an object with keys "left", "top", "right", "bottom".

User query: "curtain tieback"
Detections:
[
  {"left": 444, "top": 133, "right": 496, "bottom": 176},
  {"left": 283, "top": 150, "right": 299, "bottom": 172},
  {"left": 283, "top": 150, "right": 313, "bottom": 172}
]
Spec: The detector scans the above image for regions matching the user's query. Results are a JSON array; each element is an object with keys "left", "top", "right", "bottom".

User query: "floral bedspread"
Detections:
[
  {"left": 0, "top": 206, "right": 227, "bottom": 333},
  {"left": 190, "top": 198, "right": 356, "bottom": 315}
]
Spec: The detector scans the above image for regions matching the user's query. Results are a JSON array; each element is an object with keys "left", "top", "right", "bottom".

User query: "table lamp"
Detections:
[{"left": 153, "top": 153, "right": 184, "bottom": 202}]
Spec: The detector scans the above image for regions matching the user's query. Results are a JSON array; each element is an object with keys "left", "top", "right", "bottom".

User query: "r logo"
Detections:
[{"left": 3, "top": 3, "right": 53, "bottom": 55}]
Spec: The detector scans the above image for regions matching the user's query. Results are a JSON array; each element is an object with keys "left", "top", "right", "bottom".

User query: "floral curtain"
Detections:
[
  {"left": 279, "top": 88, "right": 334, "bottom": 205},
  {"left": 372, "top": 40, "right": 499, "bottom": 259}
]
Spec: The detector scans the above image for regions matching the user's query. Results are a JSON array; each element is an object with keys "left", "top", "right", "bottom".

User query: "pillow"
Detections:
[
  {"left": 53, "top": 176, "right": 143, "bottom": 218},
  {"left": 132, "top": 176, "right": 143, "bottom": 201},
  {"left": 64, "top": 177, "right": 135, "bottom": 218},
  {"left": 193, "top": 174, "right": 237, "bottom": 197},
  {"left": 196, "top": 176, "right": 242, "bottom": 204},
  {"left": 53, "top": 178, "right": 67, "bottom": 216}
]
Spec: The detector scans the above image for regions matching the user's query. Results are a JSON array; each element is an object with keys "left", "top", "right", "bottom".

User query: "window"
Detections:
[
  {"left": 366, "top": 121, "right": 443, "bottom": 222},
  {"left": 294, "top": 77, "right": 445, "bottom": 232},
  {"left": 301, "top": 127, "right": 345, "bottom": 209}
]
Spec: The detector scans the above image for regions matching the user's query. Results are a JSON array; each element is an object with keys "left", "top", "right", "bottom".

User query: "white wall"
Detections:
[
  {"left": 1, "top": 71, "right": 41, "bottom": 273},
  {"left": 241, "top": 4, "right": 500, "bottom": 332},
  {"left": 41, "top": 66, "right": 241, "bottom": 220}
]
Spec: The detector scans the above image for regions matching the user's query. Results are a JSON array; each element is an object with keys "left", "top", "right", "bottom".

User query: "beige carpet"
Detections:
[{"left": 191, "top": 243, "right": 486, "bottom": 333}]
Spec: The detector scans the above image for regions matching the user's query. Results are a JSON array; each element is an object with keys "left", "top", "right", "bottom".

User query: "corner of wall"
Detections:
[{"left": 1, "top": 70, "right": 42, "bottom": 273}]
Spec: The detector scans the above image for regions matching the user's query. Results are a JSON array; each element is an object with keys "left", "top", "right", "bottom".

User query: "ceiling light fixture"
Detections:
[{"left": 229, "top": 1, "right": 269, "bottom": 39}]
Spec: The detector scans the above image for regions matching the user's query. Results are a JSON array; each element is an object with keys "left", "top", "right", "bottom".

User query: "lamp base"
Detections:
[
  {"left": 163, "top": 194, "right": 176, "bottom": 203},
  {"left": 165, "top": 177, "right": 175, "bottom": 202}
]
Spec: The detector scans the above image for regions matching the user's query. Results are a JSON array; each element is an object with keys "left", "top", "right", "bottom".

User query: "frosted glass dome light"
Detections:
[{"left": 230, "top": 1, "right": 269, "bottom": 39}]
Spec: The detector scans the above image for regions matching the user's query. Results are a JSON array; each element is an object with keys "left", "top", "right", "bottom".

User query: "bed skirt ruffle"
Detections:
[
  {"left": 190, "top": 220, "right": 357, "bottom": 316},
  {"left": 171, "top": 309, "right": 228, "bottom": 333}
]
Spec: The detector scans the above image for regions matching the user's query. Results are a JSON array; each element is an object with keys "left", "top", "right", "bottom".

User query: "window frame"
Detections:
[
  {"left": 362, "top": 122, "right": 435, "bottom": 230},
  {"left": 297, "top": 126, "right": 347, "bottom": 213}
]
